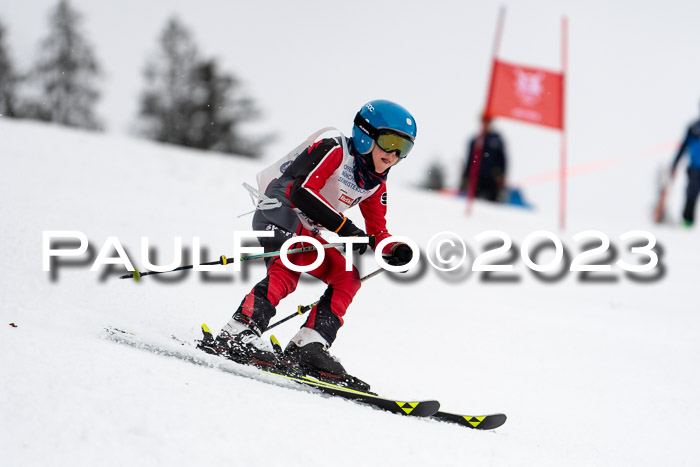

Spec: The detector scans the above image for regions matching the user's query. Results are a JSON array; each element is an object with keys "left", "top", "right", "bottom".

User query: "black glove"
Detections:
[
  {"left": 386, "top": 243, "right": 413, "bottom": 267},
  {"left": 337, "top": 218, "right": 373, "bottom": 255}
]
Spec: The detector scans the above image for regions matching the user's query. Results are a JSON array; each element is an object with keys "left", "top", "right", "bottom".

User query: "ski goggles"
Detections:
[{"left": 375, "top": 130, "right": 414, "bottom": 159}]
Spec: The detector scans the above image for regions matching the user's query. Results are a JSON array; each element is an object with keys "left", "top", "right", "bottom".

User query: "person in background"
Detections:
[
  {"left": 459, "top": 114, "right": 507, "bottom": 202},
  {"left": 670, "top": 111, "right": 700, "bottom": 227}
]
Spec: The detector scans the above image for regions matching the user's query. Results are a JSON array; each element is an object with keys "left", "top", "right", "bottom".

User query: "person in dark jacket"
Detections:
[
  {"left": 459, "top": 115, "right": 507, "bottom": 202},
  {"left": 671, "top": 116, "right": 700, "bottom": 227}
]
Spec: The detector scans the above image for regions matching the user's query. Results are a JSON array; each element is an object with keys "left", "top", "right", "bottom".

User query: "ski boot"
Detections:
[
  {"left": 283, "top": 328, "right": 370, "bottom": 392},
  {"left": 198, "top": 315, "right": 278, "bottom": 369}
]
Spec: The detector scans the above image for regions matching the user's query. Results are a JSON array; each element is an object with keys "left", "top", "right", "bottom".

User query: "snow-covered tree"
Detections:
[
  {"left": 138, "top": 17, "right": 264, "bottom": 157},
  {"left": 27, "top": 0, "right": 102, "bottom": 129},
  {"left": 188, "top": 59, "right": 264, "bottom": 157},
  {"left": 138, "top": 17, "right": 199, "bottom": 147},
  {"left": 0, "top": 20, "right": 20, "bottom": 118}
]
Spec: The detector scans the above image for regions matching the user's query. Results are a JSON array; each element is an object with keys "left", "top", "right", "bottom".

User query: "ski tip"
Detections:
[
  {"left": 201, "top": 323, "right": 212, "bottom": 335},
  {"left": 470, "top": 413, "right": 507, "bottom": 430},
  {"left": 432, "top": 411, "right": 507, "bottom": 430},
  {"left": 133, "top": 269, "right": 141, "bottom": 282}
]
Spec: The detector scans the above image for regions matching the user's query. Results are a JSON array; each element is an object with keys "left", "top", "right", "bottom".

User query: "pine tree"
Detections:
[
  {"left": 0, "top": 20, "right": 19, "bottom": 118},
  {"left": 139, "top": 17, "right": 199, "bottom": 146},
  {"left": 189, "top": 59, "right": 263, "bottom": 157},
  {"left": 138, "top": 17, "right": 264, "bottom": 157},
  {"left": 28, "top": 0, "right": 102, "bottom": 129}
]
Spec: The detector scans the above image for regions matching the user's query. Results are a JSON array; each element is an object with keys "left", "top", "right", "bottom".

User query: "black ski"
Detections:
[
  {"left": 268, "top": 370, "right": 440, "bottom": 417},
  {"left": 103, "top": 326, "right": 506, "bottom": 429},
  {"left": 431, "top": 410, "right": 507, "bottom": 430},
  {"left": 103, "top": 326, "right": 439, "bottom": 418}
]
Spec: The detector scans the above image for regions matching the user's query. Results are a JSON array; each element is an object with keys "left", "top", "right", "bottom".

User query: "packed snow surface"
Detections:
[{"left": 1, "top": 119, "right": 699, "bottom": 466}]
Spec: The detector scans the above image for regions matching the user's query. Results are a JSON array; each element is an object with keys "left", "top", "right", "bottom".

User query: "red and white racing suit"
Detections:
[{"left": 235, "top": 137, "right": 393, "bottom": 344}]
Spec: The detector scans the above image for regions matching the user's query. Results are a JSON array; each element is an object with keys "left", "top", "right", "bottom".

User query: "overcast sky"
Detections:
[{"left": 2, "top": 0, "right": 699, "bottom": 188}]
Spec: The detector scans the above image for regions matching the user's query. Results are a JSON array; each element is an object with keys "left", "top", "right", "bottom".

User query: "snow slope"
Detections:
[{"left": 1, "top": 119, "right": 699, "bottom": 466}]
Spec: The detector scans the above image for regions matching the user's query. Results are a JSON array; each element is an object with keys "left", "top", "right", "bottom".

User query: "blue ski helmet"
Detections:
[{"left": 352, "top": 100, "right": 417, "bottom": 158}]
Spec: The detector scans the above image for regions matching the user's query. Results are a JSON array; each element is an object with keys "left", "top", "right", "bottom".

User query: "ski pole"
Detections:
[
  {"left": 265, "top": 267, "right": 386, "bottom": 332},
  {"left": 119, "top": 242, "right": 346, "bottom": 282}
]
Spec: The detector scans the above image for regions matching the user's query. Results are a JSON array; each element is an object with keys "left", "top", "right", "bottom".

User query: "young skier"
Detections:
[{"left": 201, "top": 100, "right": 416, "bottom": 385}]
